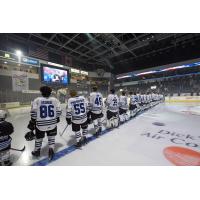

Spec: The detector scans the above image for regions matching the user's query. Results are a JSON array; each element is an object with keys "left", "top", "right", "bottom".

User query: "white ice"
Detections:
[{"left": 7, "top": 102, "right": 200, "bottom": 166}]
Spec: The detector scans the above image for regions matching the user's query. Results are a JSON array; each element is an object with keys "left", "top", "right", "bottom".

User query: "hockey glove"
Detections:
[
  {"left": 27, "top": 119, "right": 35, "bottom": 131},
  {"left": 25, "top": 131, "right": 35, "bottom": 141}
]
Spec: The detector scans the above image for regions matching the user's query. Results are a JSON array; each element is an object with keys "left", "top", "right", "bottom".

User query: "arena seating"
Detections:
[{"left": 118, "top": 73, "right": 200, "bottom": 96}]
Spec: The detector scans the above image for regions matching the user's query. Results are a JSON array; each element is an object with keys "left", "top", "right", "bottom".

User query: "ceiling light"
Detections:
[
  {"left": 4, "top": 61, "right": 7, "bottom": 64},
  {"left": 16, "top": 50, "right": 22, "bottom": 57}
]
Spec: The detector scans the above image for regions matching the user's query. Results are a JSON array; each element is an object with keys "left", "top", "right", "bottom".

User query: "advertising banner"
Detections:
[
  {"left": 0, "top": 50, "right": 18, "bottom": 62},
  {"left": 21, "top": 56, "right": 39, "bottom": 66},
  {"left": 12, "top": 71, "right": 29, "bottom": 91}
]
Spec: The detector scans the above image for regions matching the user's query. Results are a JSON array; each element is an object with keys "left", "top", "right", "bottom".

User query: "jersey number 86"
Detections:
[{"left": 40, "top": 105, "right": 55, "bottom": 118}]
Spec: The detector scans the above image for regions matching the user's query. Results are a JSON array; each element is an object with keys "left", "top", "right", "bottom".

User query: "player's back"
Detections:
[
  {"left": 143, "top": 94, "right": 147, "bottom": 103},
  {"left": 31, "top": 96, "right": 61, "bottom": 131},
  {"left": 137, "top": 94, "right": 141, "bottom": 103},
  {"left": 67, "top": 96, "right": 87, "bottom": 124},
  {"left": 130, "top": 95, "right": 137, "bottom": 105},
  {"left": 107, "top": 94, "right": 119, "bottom": 112},
  {"left": 140, "top": 95, "right": 143, "bottom": 102},
  {"left": 119, "top": 95, "right": 128, "bottom": 110},
  {"left": 89, "top": 92, "right": 103, "bottom": 114},
  {"left": 151, "top": 93, "right": 155, "bottom": 101}
]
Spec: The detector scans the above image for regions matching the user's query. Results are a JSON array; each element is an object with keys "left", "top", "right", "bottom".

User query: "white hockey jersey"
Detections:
[
  {"left": 142, "top": 95, "right": 147, "bottom": 103},
  {"left": 152, "top": 93, "right": 156, "bottom": 101},
  {"left": 119, "top": 95, "right": 128, "bottom": 110},
  {"left": 147, "top": 94, "right": 151, "bottom": 103},
  {"left": 143, "top": 94, "right": 147, "bottom": 103},
  {"left": 148, "top": 94, "right": 152, "bottom": 102},
  {"left": 159, "top": 94, "right": 164, "bottom": 101},
  {"left": 137, "top": 94, "right": 141, "bottom": 103},
  {"left": 106, "top": 94, "right": 119, "bottom": 112},
  {"left": 130, "top": 95, "right": 137, "bottom": 105},
  {"left": 31, "top": 97, "right": 62, "bottom": 131},
  {"left": 140, "top": 94, "right": 144, "bottom": 103},
  {"left": 155, "top": 94, "right": 159, "bottom": 101},
  {"left": 89, "top": 92, "right": 103, "bottom": 114},
  {"left": 66, "top": 96, "right": 88, "bottom": 124}
]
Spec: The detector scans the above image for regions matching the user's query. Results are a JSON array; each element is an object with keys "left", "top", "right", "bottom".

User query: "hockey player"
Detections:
[
  {"left": 155, "top": 93, "right": 159, "bottom": 105},
  {"left": 149, "top": 93, "right": 152, "bottom": 108},
  {"left": 66, "top": 90, "right": 89, "bottom": 148},
  {"left": 106, "top": 89, "right": 119, "bottom": 128},
  {"left": 129, "top": 91, "right": 138, "bottom": 118},
  {"left": 143, "top": 93, "right": 148, "bottom": 110},
  {"left": 146, "top": 93, "right": 151, "bottom": 109},
  {"left": 0, "top": 110, "right": 14, "bottom": 166},
  {"left": 161, "top": 94, "right": 165, "bottom": 102},
  {"left": 89, "top": 86, "right": 104, "bottom": 137},
  {"left": 153, "top": 93, "right": 157, "bottom": 105},
  {"left": 28, "top": 86, "right": 62, "bottom": 160},
  {"left": 137, "top": 93, "right": 142, "bottom": 111},
  {"left": 119, "top": 91, "right": 129, "bottom": 123},
  {"left": 140, "top": 93, "right": 145, "bottom": 111},
  {"left": 142, "top": 93, "right": 146, "bottom": 110}
]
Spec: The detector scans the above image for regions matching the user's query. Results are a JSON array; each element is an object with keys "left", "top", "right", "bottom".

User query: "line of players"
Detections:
[{"left": 0, "top": 85, "right": 164, "bottom": 165}]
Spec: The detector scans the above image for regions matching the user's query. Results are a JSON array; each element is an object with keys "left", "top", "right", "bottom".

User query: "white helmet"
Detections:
[{"left": 0, "top": 110, "right": 7, "bottom": 120}]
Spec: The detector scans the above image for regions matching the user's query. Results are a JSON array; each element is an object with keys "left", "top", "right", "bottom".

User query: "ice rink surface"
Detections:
[{"left": 8, "top": 102, "right": 200, "bottom": 166}]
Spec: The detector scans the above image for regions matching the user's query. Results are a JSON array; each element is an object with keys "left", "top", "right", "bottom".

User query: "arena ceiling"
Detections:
[{"left": 1, "top": 33, "right": 200, "bottom": 74}]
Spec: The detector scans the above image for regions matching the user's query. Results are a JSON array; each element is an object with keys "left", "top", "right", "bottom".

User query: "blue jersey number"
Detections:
[
  {"left": 95, "top": 97, "right": 102, "bottom": 106},
  {"left": 74, "top": 103, "right": 85, "bottom": 115},
  {"left": 112, "top": 97, "right": 118, "bottom": 106},
  {"left": 40, "top": 105, "right": 55, "bottom": 118}
]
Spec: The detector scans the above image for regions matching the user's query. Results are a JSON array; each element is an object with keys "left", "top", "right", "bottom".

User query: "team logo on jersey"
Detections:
[{"left": 163, "top": 146, "right": 200, "bottom": 166}]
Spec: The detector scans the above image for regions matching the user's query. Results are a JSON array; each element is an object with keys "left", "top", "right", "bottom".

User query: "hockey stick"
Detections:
[
  {"left": 11, "top": 146, "right": 26, "bottom": 152},
  {"left": 59, "top": 124, "right": 69, "bottom": 136},
  {"left": 101, "top": 118, "right": 107, "bottom": 123}
]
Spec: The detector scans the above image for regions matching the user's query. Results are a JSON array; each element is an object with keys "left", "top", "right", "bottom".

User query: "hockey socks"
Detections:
[
  {"left": 32, "top": 138, "right": 43, "bottom": 157},
  {"left": 48, "top": 136, "right": 55, "bottom": 149},
  {"left": 34, "top": 138, "right": 43, "bottom": 152}
]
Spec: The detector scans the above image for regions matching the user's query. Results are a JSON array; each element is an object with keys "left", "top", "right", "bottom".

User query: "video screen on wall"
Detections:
[{"left": 40, "top": 64, "right": 70, "bottom": 85}]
